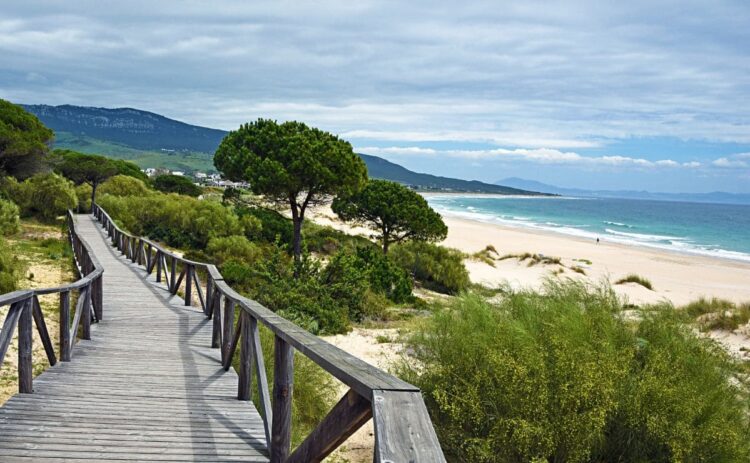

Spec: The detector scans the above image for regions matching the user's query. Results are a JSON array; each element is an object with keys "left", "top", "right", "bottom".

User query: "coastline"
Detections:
[
  {"left": 440, "top": 212, "right": 750, "bottom": 306},
  {"left": 307, "top": 204, "right": 750, "bottom": 307}
]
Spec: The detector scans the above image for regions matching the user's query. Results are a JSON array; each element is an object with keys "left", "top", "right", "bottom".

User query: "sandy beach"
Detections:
[{"left": 309, "top": 205, "right": 750, "bottom": 307}]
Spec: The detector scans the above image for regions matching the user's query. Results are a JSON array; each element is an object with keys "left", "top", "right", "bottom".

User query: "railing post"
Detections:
[
  {"left": 211, "top": 293, "right": 222, "bottom": 348},
  {"left": 94, "top": 274, "right": 103, "bottom": 321},
  {"left": 185, "top": 264, "right": 193, "bottom": 306},
  {"left": 18, "top": 298, "right": 33, "bottom": 393},
  {"left": 271, "top": 335, "right": 293, "bottom": 463},
  {"left": 237, "top": 311, "right": 252, "bottom": 400},
  {"left": 60, "top": 291, "right": 71, "bottom": 361},
  {"left": 170, "top": 256, "right": 177, "bottom": 294},
  {"left": 223, "top": 298, "right": 235, "bottom": 363},
  {"left": 205, "top": 275, "right": 214, "bottom": 317},
  {"left": 82, "top": 286, "right": 91, "bottom": 340},
  {"left": 156, "top": 251, "right": 162, "bottom": 282}
]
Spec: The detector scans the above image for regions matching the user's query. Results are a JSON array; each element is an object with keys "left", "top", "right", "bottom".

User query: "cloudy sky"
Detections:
[{"left": 2, "top": 1, "right": 749, "bottom": 193}]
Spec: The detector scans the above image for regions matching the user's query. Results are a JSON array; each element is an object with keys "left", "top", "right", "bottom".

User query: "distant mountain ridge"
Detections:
[
  {"left": 498, "top": 177, "right": 750, "bottom": 205},
  {"left": 23, "top": 103, "right": 543, "bottom": 194},
  {"left": 23, "top": 104, "right": 227, "bottom": 153},
  {"left": 361, "top": 154, "right": 546, "bottom": 195}
]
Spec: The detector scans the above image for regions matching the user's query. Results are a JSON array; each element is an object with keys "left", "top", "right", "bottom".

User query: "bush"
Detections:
[
  {"left": 5, "top": 173, "right": 77, "bottom": 221},
  {"left": 153, "top": 174, "right": 202, "bottom": 197},
  {"left": 683, "top": 297, "right": 750, "bottom": 331},
  {"left": 303, "top": 221, "right": 375, "bottom": 255},
  {"left": 0, "top": 240, "right": 25, "bottom": 293},
  {"left": 0, "top": 198, "right": 20, "bottom": 235},
  {"left": 205, "top": 235, "right": 261, "bottom": 267},
  {"left": 97, "top": 193, "right": 243, "bottom": 248},
  {"left": 98, "top": 175, "right": 151, "bottom": 197},
  {"left": 239, "top": 207, "right": 293, "bottom": 245},
  {"left": 390, "top": 241, "right": 470, "bottom": 294},
  {"left": 74, "top": 184, "right": 92, "bottom": 212},
  {"left": 399, "top": 282, "right": 750, "bottom": 463}
]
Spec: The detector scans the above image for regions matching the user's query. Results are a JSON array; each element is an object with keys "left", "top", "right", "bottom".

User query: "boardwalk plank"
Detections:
[{"left": 0, "top": 214, "right": 269, "bottom": 462}]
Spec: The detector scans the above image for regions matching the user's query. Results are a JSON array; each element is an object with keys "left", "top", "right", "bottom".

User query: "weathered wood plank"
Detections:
[
  {"left": 372, "top": 390, "right": 446, "bottom": 463},
  {"left": 287, "top": 388, "right": 372, "bottom": 463},
  {"left": 271, "top": 335, "right": 293, "bottom": 463}
]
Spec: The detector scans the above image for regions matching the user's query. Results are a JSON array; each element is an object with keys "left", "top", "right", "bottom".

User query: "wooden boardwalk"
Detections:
[{"left": 0, "top": 214, "right": 269, "bottom": 462}]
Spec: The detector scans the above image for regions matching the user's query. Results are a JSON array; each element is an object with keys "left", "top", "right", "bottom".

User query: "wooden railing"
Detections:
[
  {"left": 92, "top": 203, "right": 445, "bottom": 463},
  {"left": 0, "top": 211, "right": 103, "bottom": 394}
]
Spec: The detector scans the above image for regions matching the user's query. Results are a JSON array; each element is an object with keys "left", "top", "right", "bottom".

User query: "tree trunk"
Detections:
[
  {"left": 90, "top": 183, "right": 98, "bottom": 213},
  {"left": 290, "top": 201, "right": 303, "bottom": 277},
  {"left": 382, "top": 227, "right": 390, "bottom": 255}
]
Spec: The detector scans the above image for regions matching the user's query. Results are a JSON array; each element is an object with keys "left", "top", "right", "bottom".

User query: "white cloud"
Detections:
[
  {"left": 359, "top": 146, "right": 686, "bottom": 169},
  {"left": 712, "top": 157, "right": 749, "bottom": 168}
]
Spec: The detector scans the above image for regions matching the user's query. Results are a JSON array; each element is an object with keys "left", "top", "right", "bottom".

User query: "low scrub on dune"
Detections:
[
  {"left": 399, "top": 281, "right": 750, "bottom": 463},
  {"left": 683, "top": 297, "right": 750, "bottom": 331},
  {"left": 615, "top": 273, "right": 654, "bottom": 290},
  {"left": 390, "top": 241, "right": 470, "bottom": 294}
]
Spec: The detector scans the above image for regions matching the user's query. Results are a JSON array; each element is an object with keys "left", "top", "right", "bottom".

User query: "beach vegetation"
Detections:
[
  {"left": 153, "top": 174, "right": 202, "bottom": 197},
  {"left": 471, "top": 245, "right": 499, "bottom": 267},
  {"left": 399, "top": 282, "right": 750, "bottom": 463},
  {"left": 96, "top": 193, "right": 244, "bottom": 248},
  {"left": 0, "top": 198, "right": 20, "bottom": 236},
  {"left": 615, "top": 273, "right": 653, "bottom": 290},
  {"left": 390, "top": 241, "right": 470, "bottom": 294},
  {"left": 0, "top": 99, "right": 53, "bottom": 179},
  {"left": 214, "top": 118, "right": 368, "bottom": 268},
  {"left": 683, "top": 297, "right": 750, "bottom": 331},
  {"left": 98, "top": 175, "right": 152, "bottom": 198},
  {"left": 1, "top": 173, "right": 77, "bottom": 221},
  {"left": 332, "top": 179, "right": 447, "bottom": 254},
  {"left": 570, "top": 265, "right": 587, "bottom": 275}
]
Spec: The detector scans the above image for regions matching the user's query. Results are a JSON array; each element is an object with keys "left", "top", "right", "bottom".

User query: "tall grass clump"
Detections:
[
  {"left": 615, "top": 273, "right": 653, "bottom": 290},
  {"left": 390, "top": 241, "right": 470, "bottom": 294},
  {"left": 683, "top": 297, "right": 750, "bottom": 331},
  {"left": 399, "top": 281, "right": 750, "bottom": 463}
]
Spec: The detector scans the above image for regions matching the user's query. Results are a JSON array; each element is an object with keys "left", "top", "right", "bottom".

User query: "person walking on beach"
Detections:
[{"left": 596, "top": 237, "right": 600, "bottom": 244}]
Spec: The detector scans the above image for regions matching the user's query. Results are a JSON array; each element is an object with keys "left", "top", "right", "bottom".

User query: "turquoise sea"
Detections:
[{"left": 425, "top": 195, "right": 750, "bottom": 263}]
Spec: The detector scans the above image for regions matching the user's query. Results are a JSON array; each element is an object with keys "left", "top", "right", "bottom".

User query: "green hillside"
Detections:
[
  {"left": 27, "top": 104, "right": 544, "bottom": 194},
  {"left": 53, "top": 131, "right": 216, "bottom": 172}
]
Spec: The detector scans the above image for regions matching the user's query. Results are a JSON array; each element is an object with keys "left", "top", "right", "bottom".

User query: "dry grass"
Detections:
[{"left": 615, "top": 274, "right": 653, "bottom": 290}]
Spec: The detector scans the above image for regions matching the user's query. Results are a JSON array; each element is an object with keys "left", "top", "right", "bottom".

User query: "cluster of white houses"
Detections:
[{"left": 142, "top": 168, "right": 249, "bottom": 188}]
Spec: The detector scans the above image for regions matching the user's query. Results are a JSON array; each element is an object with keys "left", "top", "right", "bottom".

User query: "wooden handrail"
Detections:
[
  {"left": 0, "top": 211, "right": 104, "bottom": 394},
  {"left": 92, "top": 203, "right": 445, "bottom": 463}
]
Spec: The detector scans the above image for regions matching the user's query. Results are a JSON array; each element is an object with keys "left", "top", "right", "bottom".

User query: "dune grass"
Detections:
[
  {"left": 615, "top": 273, "right": 653, "bottom": 290},
  {"left": 398, "top": 282, "right": 750, "bottom": 462},
  {"left": 683, "top": 297, "right": 750, "bottom": 331}
]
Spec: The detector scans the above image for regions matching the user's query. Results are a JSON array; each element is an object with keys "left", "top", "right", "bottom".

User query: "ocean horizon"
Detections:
[{"left": 425, "top": 194, "right": 750, "bottom": 263}]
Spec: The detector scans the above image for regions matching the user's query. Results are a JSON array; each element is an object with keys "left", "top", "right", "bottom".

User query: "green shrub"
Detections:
[
  {"left": 205, "top": 235, "right": 261, "bottom": 267},
  {"left": 74, "top": 184, "right": 92, "bottom": 212},
  {"left": 153, "top": 174, "right": 202, "bottom": 197},
  {"left": 239, "top": 207, "right": 293, "bottom": 245},
  {"left": 399, "top": 282, "right": 750, "bottom": 462},
  {"left": 98, "top": 175, "right": 151, "bottom": 197},
  {"left": 0, "top": 240, "right": 25, "bottom": 293},
  {"left": 7, "top": 173, "right": 77, "bottom": 220},
  {"left": 390, "top": 241, "right": 470, "bottom": 294},
  {"left": 0, "top": 198, "right": 20, "bottom": 235},
  {"left": 303, "top": 221, "right": 375, "bottom": 255},
  {"left": 97, "top": 193, "right": 243, "bottom": 248},
  {"left": 683, "top": 297, "right": 750, "bottom": 331}
]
